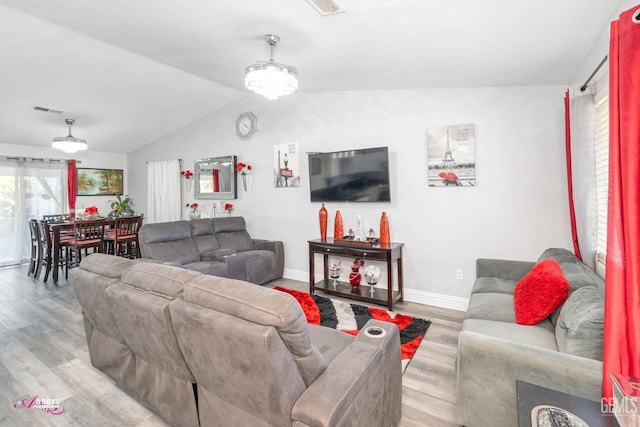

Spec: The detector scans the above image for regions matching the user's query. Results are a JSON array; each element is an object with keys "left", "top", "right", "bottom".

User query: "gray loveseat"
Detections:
[
  {"left": 457, "top": 248, "right": 605, "bottom": 427},
  {"left": 138, "top": 216, "right": 284, "bottom": 284},
  {"left": 70, "top": 253, "right": 402, "bottom": 427}
]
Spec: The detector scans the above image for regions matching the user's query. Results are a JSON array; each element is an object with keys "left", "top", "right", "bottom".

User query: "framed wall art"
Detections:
[
  {"left": 77, "top": 168, "right": 124, "bottom": 196},
  {"left": 273, "top": 142, "right": 301, "bottom": 188},
  {"left": 426, "top": 123, "right": 476, "bottom": 187}
]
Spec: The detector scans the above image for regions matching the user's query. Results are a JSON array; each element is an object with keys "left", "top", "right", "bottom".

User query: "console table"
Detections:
[{"left": 308, "top": 238, "right": 404, "bottom": 311}]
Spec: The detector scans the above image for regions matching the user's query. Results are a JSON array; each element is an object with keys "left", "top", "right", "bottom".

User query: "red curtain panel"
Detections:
[
  {"left": 67, "top": 160, "right": 77, "bottom": 217},
  {"left": 563, "top": 90, "right": 583, "bottom": 260},
  {"left": 213, "top": 169, "right": 219, "bottom": 192},
  {"left": 603, "top": 4, "right": 640, "bottom": 399}
]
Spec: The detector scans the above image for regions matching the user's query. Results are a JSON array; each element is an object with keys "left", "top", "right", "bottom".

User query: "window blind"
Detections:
[{"left": 594, "top": 96, "right": 609, "bottom": 263}]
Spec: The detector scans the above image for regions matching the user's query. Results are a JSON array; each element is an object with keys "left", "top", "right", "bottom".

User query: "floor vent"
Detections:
[
  {"left": 33, "top": 105, "right": 65, "bottom": 114},
  {"left": 306, "top": 0, "right": 346, "bottom": 16}
]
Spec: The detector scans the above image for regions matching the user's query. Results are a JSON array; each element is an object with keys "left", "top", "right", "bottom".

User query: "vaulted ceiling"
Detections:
[{"left": 0, "top": 0, "right": 619, "bottom": 153}]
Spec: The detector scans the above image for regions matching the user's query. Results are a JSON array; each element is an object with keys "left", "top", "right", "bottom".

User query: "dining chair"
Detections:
[
  {"left": 64, "top": 218, "right": 106, "bottom": 271},
  {"left": 104, "top": 215, "right": 142, "bottom": 258},
  {"left": 28, "top": 219, "right": 40, "bottom": 277},
  {"left": 36, "top": 220, "right": 70, "bottom": 282}
]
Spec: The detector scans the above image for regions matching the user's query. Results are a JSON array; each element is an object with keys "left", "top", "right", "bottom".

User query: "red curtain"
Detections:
[
  {"left": 603, "top": 5, "right": 640, "bottom": 399},
  {"left": 563, "top": 90, "right": 583, "bottom": 260},
  {"left": 67, "top": 160, "right": 77, "bottom": 218},
  {"left": 213, "top": 169, "right": 219, "bottom": 192}
]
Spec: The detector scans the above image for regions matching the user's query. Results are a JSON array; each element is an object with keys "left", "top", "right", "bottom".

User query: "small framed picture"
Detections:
[{"left": 77, "top": 168, "right": 123, "bottom": 196}]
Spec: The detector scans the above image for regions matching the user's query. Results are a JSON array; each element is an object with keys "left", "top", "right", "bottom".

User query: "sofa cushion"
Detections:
[
  {"left": 555, "top": 286, "right": 604, "bottom": 360},
  {"left": 183, "top": 260, "right": 229, "bottom": 277},
  {"left": 190, "top": 219, "right": 220, "bottom": 253},
  {"left": 462, "top": 318, "right": 558, "bottom": 351},
  {"left": 212, "top": 217, "right": 253, "bottom": 251},
  {"left": 471, "top": 277, "right": 517, "bottom": 295},
  {"left": 466, "top": 293, "right": 515, "bottom": 323},
  {"left": 139, "top": 221, "right": 200, "bottom": 265},
  {"left": 183, "top": 275, "right": 327, "bottom": 386},
  {"left": 514, "top": 259, "right": 569, "bottom": 325}
]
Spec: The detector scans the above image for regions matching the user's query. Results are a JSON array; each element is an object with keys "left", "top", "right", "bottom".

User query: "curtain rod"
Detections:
[
  {"left": 1, "top": 156, "right": 81, "bottom": 163},
  {"left": 580, "top": 55, "right": 608, "bottom": 92}
]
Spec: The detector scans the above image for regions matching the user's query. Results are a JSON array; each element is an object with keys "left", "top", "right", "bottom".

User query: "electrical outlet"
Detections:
[{"left": 456, "top": 269, "right": 463, "bottom": 280}]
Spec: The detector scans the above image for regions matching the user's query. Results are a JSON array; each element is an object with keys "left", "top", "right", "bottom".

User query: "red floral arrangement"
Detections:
[
  {"left": 224, "top": 202, "right": 234, "bottom": 214},
  {"left": 235, "top": 162, "right": 253, "bottom": 175},
  {"left": 85, "top": 206, "right": 99, "bottom": 215},
  {"left": 185, "top": 202, "right": 199, "bottom": 213},
  {"left": 180, "top": 170, "right": 193, "bottom": 179}
]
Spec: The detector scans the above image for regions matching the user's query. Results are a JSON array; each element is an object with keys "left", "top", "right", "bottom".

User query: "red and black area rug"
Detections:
[{"left": 274, "top": 287, "right": 431, "bottom": 372}]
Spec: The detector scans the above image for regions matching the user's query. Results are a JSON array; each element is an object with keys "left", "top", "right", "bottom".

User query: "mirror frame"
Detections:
[{"left": 194, "top": 155, "right": 237, "bottom": 200}]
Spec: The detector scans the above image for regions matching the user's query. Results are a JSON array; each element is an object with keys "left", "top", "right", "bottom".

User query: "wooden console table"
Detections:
[{"left": 308, "top": 238, "right": 404, "bottom": 311}]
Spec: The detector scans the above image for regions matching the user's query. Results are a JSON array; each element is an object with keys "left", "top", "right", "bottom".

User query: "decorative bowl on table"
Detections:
[
  {"left": 329, "top": 263, "right": 342, "bottom": 288},
  {"left": 363, "top": 265, "right": 381, "bottom": 295}
]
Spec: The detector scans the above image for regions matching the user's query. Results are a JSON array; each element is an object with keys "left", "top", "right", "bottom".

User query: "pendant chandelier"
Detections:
[
  {"left": 52, "top": 118, "right": 88, "bottom": 153},
  {"left": 245, "top": 34, "right": 298, "bottom": 100}
]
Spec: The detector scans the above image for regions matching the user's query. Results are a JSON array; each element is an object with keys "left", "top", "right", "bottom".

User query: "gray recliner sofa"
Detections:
[
  {"left": 457, "top": 248, "right": 605, "bottom": 427},
  {"left": 138, "top": 216, "right": 284, "bottom": 284},
  {"left": 70, "top": 253, "right": 402, "bottom": 427}
]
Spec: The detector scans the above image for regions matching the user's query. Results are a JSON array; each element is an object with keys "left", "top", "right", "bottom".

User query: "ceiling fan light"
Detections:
[
  {"left": 244, "top": 35, "right": 298, "bottom": 100},
  {"left": 52, "top": 118, "right": 88, "bottom": 153}
]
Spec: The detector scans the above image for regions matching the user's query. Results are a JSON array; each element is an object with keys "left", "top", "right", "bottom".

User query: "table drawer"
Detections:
[
  {"left": 311, "top": 244, "right": 349, "bottom": 256},
  {"left": 347, "top": 248, "right": 387, "bottom": 260}
]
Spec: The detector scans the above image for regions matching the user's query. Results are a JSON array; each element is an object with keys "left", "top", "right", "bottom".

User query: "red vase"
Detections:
[
  {"left": 334, "top": 210, "right": 343, "bottom": 239},
  {"left": 380, "top": 212, "right": 390, "bottom": 244},
  {"left": 349, "top": 266, "right": 361, "bottom": 286},
  {"left": 319, "top": 203, "right": 328, "bottom": 241}
]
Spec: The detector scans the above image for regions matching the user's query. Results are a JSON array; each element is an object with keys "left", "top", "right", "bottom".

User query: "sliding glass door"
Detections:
[{"left": 0, "top": 158, "right": 67, "bottom": 267}]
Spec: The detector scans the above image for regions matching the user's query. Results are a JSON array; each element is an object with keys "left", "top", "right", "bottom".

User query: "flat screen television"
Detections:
[{"left": 308, "top": 146, "right": 391, "bottom": 202}]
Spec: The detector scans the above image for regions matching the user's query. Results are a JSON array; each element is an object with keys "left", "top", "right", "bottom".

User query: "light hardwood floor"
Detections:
[{"left": 0, "top": 264, "right": 464, "bottom": 426}]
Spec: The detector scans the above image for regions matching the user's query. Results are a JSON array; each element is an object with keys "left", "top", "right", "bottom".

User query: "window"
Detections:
[
  {"left": 0, "top": 158, "right": 67, "bottom": 266},
  {"left": 594, "top": 96, "right": 609, "bottom": 264}
]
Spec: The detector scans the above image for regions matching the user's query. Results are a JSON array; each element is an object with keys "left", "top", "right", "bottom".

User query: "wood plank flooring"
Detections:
[{"left": 0, "top": 264, "right": 464, "bottom": 426}]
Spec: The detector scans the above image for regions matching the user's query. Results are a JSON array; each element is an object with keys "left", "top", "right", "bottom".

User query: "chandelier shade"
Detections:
[
  {"left": 244, "top": 35, "right": 298, "bottom": 100},
  {"left": 52, "top": 119, "right": 88, "bottom": 153}
]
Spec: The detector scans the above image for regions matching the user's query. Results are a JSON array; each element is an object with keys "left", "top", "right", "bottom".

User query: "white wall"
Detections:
[
  {"left": 128, "top": 85, "right": 573, "bottom": 309},
  {"left": 0, "top": 142, "right": 128, "bottom": 215}
]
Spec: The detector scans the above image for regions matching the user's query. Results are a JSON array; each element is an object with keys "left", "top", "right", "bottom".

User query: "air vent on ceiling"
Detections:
[
  {"left": 306, "top": 0, "right": 346, "bottom": 16},
  {"left": 33, "top": 105, "right": 65, "bottom": 114}
]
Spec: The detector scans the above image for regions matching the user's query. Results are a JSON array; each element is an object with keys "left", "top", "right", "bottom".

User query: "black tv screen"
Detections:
[{"left": 308, "top": 147, "right": 391, "bottom": 202}]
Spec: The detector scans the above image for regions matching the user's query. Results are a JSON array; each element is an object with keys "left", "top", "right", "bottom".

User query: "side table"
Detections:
[{"left": 308, "top": 238, "right": 404, "bottom": 311}]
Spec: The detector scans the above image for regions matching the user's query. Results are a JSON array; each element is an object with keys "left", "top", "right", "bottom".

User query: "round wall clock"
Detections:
[{"left": 236, "top": 112, "right": 259, "bottom": 140}]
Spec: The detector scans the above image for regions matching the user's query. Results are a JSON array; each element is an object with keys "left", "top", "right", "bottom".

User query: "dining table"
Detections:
[{"left": 48, "top": 217, "right": 116, "bottom": 284}]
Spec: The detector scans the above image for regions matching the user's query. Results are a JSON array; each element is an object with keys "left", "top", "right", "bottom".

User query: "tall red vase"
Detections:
[
  {"left": 334, "top": 210, "right": 343, "bottom": 239},
  {"left": 380, "top": 212, "right": 390, "bottom": 244},
  {"left": 319, "top": 203, "right": 328, "bottom": 241}
]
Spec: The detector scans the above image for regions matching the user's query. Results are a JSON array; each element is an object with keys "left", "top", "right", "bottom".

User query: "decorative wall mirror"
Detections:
[{"left": 194, "top": 156, "right": 237, "bottom": 200}]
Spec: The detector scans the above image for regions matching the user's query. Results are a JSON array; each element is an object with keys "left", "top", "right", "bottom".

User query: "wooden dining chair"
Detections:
[
  {"left": 64, "top": 218, "right": 106, "bottom": 270},
  {"left": 28, "top": 219, "right": 40, "bottom": 277},
  {"left": 104, "top": 215, "right": 142, "bottom": 258},
  {"left": 36, "top": 220, "right": 70, "bottom": 282}
]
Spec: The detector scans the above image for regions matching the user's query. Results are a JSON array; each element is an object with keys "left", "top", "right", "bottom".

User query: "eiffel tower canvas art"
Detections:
[{"left": 426, "top": 124, "right": 476, "bottom": 187}]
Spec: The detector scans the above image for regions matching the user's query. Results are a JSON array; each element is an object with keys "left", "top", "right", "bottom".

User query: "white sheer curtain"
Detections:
[
  {"left": 146, "top": 160, "right": 181, "bottom": 223},
  {"left": 0, "top": 158, "right": 67, "bottom": 266},
  {"left": 569, "top": 90, "right": 597, "bottom": 270}
]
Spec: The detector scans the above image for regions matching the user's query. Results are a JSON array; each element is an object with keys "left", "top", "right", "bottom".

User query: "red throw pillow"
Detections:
[{"left": 514, "top": 259, "right": 570, "bottom": 325}]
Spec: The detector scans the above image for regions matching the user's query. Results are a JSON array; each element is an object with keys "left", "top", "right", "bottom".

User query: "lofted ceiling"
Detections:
[{"left": 0, "top": 0, "right": 619, "bottom": 154}]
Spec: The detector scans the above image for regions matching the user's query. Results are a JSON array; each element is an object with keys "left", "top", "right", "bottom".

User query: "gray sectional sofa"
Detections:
[
  {"left": 70, "top": 253, "right": 402, "bottom": 427},
  {"left": 138, "top": 216, "right": 284, "bottom": 284},
  {"left": 457, "top": 248, "right": 605, "bottom": 427}
]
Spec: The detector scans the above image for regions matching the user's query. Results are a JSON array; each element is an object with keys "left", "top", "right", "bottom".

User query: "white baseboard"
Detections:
[{"left": 283, "top": 268, "right": 469, "bottom": 312}]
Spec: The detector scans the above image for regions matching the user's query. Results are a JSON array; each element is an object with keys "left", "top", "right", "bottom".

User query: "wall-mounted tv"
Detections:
[{"left": 308, "top": 146, "right": 391, "bottom": 202}]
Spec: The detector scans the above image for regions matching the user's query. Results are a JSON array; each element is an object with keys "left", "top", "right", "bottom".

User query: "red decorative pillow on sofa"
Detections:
[{"left": 514, "top": 259, "right": 570, "bottom": 325}]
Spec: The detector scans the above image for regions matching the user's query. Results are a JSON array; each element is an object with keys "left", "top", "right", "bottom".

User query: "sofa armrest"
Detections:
[
  {"left": 252, "top": 239, "right": 284, "bottom": 278},
  {"left": 476, "top": 258, "right": 535, "bottom": 281},
  {"left": 292, "top": 341, "right": 385, "bottom": 427},
  {"left": 456, "top": 329, "right": 603, "bottom": 427}
]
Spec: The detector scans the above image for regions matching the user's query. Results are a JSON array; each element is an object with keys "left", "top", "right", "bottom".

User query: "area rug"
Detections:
[{"left": 274, "top": 287, "right": 431, "bottom": 372}]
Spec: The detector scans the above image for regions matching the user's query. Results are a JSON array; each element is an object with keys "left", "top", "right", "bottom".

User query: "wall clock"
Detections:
[{"left": 236, "top": 112, "right": 259, "bottom": 140}]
